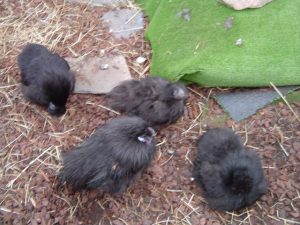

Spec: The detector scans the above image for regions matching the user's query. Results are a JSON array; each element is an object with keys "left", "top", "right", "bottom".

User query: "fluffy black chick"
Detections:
[
  {"left": 193, "top": 128, "right": 267, "bottom": 212},
  {"left": 107, "top": 77, "right": 188, "bottom": 128},
  {"left": 59, "top": 116, "right": 156, "bottom": 193},
  {"left": 18, "top": 43, "right": 75, "bottom": 116}
]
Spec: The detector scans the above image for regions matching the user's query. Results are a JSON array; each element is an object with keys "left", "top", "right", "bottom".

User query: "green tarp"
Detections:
[{"left": 137, "top": 0, "right": 300, "bottom": 87}]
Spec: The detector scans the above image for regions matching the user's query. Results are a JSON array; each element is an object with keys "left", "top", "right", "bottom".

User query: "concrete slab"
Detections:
[
  {"left": 215, "top": 87, "right": 298, "bottom": 122},
  {"left": 67, "top": 0, "right": 127, "bottom": 7},
  {"left": 66, "top": 55, "right": 132, "bottom": 94},
  {"left": 101, "top": 9, "right": 144, "bottom": 39}
]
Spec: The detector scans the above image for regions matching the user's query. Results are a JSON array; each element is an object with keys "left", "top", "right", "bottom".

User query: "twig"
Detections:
[
  {"left": 160, "top": 154, "right": 174, "bottom": 166},
  {"left": 270, "top": 82, "right": 300, "bottom": 122},
  {"left": 6, "top": 146, "right": 53, "bottom": 187},
  {"left": 278, "top": 142, "right": 289, "bottom": 157},
  {"left": 125, "top": 10, "right": 141, "bottom": 24},
  {"left": 86, "top": 102, "right": 120, "bottom": 115}
]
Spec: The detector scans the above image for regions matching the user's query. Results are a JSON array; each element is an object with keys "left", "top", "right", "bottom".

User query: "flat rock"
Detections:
[
  {"left": 215, "top": 87, "right": 298, "bottom": 122},
  {"left": 101, "top": 9, "right": 144, "bottom": 39},
  {"left": 67, "top": 0, "right": 126, "bottom": 7},
  {"left": 220, "top": 0, "right": 273, "bottom": 10},
  {"left": 66, "top": 55, "right": 131, "bottom": 94}
]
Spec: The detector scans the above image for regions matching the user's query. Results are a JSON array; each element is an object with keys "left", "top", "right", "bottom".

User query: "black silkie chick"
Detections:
[
  {"left": 59, "top": 116, "right": 156, "bottom": 193},
  {"left": 18, "top": 43, "right": 75, "bottom": 116},
  {"left": 193, "top": 128, "right": 267, "bottom": 212},
  {"left": 107, "top": 77, "right": 188, "bottom": 128}
]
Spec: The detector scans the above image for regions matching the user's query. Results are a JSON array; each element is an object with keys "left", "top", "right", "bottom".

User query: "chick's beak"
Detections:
[
  {"left": 147, "top": 127, "right": 156, "bottom": 137},
  {"left": 47, "top": 102, "right": 66, "bottom": 116},
  {"left": 138, "top": 127, "right": 156, "bottom": 144},
  {"left": 173, "top": 87, "right": 186, "bottom": 99},
  {"left": 48, "top": 102, "right": 56, "bottom": 111}
]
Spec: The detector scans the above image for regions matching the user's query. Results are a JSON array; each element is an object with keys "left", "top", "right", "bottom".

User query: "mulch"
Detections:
[{"left": 0, "top": 1, "right": 299, "bottom": 224}]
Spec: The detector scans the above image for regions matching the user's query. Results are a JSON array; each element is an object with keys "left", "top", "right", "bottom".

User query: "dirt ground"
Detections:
[{"left": 1, "top": 1, "right": 299, "bottom": 224}]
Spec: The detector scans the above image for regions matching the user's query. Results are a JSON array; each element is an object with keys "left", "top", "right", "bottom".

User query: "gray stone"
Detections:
[
  {"left": 220, "top": 0, "right": 273, "bottom": 10},
  {"left": 215, "top": 87, "right": 298, "bottom": 122},
  {"left": 224, "top": 16, "right": 234, "bottom": 30},
  {"left": 66, "top": 55, "right": 132, "bottom": 94},
  {"left": 176, "top": 8, "right": 192, "bottom": 22},
  {"left": 67, "top": 0, "right": 127, "bottom": 7},
  {"left": 101, "top": 9, "right": 144, "bottom": 39}
]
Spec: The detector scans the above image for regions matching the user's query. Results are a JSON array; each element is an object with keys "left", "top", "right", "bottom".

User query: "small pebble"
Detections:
[
  {"left": 42, "top": 199, "right": 48, "bottom": 207},
  {"left": 199, "top": 217, "right": 207, "bottom": 225},
  {"left": 136, "top": 56, "right": 146, "bottom": 64},
  {"left": 143, "top": 220, "right": 152, "bottom": 225},
  {"left": 100, "top": 64, "right": 109, "bottom": 70},
  {"left": 100, "top": 49, "right": 105, "bottom": 57},
  {"left": 236, "top": 38, "right": 243, "bottom": 46},
  {"left": 176, "top": 8, "right": 191, "bottom": 21},
  {"left": 167, "top": 149, "right": 175, "bottom": 155},
  {"left": 182, "top": 8, "right": 191, "bottom": 21},
  {"left": 224, "top": 16, "right": 234, "bottom": 30}
]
